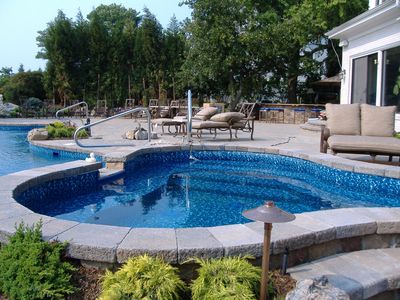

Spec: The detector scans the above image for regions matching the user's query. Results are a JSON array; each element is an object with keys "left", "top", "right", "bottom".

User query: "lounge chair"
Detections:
[
  {"left": 320, "top": 103, "right": 400, "bottom": 161},
  {"left": 95, "top": 99, "right": 107, "bottom": 117},
  {"left": 152, "top": 106, "right": 219, "bottom": 134},
  {"left": 192, "top": 102, "right": 256, "bottom": 140}
]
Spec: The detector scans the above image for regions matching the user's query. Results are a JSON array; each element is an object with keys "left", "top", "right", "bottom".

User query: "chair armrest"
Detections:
[{"left": 320, "top": 125, "right": 330, "bottom": 153}]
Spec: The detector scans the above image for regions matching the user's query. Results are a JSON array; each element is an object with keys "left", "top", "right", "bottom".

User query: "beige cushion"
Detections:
[
  {"left": 192, "top": 121, "right": 230, "bottom": 129},
  {"left": 210, "top": 112, "right": 245, "bottom": 123},
  {"left": 328, "top": 135, "right": 400, "bottom": 154},
  {"left": 326, "top": 103, "right": 360, "bottom": 135},
  {"left": 193, "top": 107, "right": 219, "bottom": 121},
  {"left": 361, "top": 104, "right": 396, "bottom": 137}
]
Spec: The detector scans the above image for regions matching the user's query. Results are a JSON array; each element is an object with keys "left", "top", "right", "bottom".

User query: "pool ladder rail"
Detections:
[
  {"left": 56, "top": 101, "right": 89, "bottom": 120},
  {"left": 73, "top": 107, "right": 151, "bottom": 148}
]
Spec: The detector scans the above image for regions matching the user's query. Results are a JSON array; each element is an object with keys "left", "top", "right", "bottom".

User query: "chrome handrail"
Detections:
[
  {"left": 56, "top": 101, "right": 89, "bottom": 119},
  {"left": 73, "top": 107, "right": 151, "bottom": 148}
]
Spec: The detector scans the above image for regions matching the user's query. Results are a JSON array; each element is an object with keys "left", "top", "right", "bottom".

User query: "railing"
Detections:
[
  {"left": 73, "top": 107, "right": 151, "bottom": 148},
  {"left": 56, "top": 101, "right": 89, "bottom": 119}
]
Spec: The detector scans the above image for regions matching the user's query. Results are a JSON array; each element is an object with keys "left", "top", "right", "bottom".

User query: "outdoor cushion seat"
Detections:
[
  {"left": 192, "top": 120, "right": 230, "bottom": 129},
  {"left": 327, "top": 135, "right": 400, "bottom": 155},
  {"left": 321, "top": 103, "right": 399, "bottom": 161},
  {"left": 192, "top": 106, "right": 219, "bottom": 121}
]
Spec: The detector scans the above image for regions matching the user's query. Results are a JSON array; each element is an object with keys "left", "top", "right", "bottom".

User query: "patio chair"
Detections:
[
  {"left": 192, "top": 102, "right": 256, "bottom": 140},
  {"left": 152, "top": 106, "right": 219, "bottom": 134},
  {"left": 95, "top": 99, "right": 107, "bottom": 117},
  {"left": 149, "top": 99, "right": 159, "bottom": 118}
]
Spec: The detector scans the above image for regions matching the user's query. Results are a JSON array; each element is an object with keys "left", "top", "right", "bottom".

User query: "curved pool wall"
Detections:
[
  {"left": 2, "top": 145, "right": 400, "bottom": 268},
  {"left": 125, "top": 150, "right": 400, "bottom": 200}
]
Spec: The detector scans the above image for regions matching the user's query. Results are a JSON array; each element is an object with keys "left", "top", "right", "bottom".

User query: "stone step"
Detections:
[
  {"left": 300, "top": 119, "right": 326, "bottom": 131},
  {"left": 288, "top": 248, "right": 400, "bottom": 299},
  {"left": 98, "top": 168, "right": 124, "bottom": 181}
]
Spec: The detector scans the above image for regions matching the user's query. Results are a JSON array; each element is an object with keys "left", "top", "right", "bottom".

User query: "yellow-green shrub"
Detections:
[
  {"left": 191, "top": 256, "right": 262, "bottom": 300},
  {"left": 99, "top": 255, "right": 185, "bottom": 300}
]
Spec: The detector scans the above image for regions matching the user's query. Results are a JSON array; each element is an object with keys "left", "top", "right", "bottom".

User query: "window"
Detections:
[
  {"left": 382, "top": 46, "right": 400, "bottom": 111},
  {"left": 351, "top": 53, "right": 377, "bottom": 105}
]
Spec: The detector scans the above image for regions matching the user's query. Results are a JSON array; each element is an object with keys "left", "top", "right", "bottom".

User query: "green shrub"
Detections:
[
  {"left": 191, "top": 256, "right": 262, "bottom": 300},
  {"left": 53, "top": 120, "right": 65, "bottom": 128},
  {"left": 395, "top": 132, "right": 400, "bottom": 139},
  {"left": 46, "top": 122, "right": 88, "bottom": 139},
  {"left": 99, "top": 255, "right": 185, "bottom": 300},
  {"left": 0, "top": 222, "right": 76, "bottom": 300}
]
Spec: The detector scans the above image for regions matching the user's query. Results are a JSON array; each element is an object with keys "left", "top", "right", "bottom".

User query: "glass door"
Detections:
[
  {"left": 382, "top": 46, "right": 400, "bottom": 111},
  {"left": 351, "top": 53, "right": 378, "bottom": 105}
]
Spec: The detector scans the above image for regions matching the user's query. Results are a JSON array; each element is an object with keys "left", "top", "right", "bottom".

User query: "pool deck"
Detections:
[{"left": 1, "top": 118, "right": 400, "bottom": 282}]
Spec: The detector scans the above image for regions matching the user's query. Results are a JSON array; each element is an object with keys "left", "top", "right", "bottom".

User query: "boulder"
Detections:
[
  {"left": 0, "top": 102, "right": 19, "bottom": 117},
  {"left": 286, "top": 276, "right": 349, "bottom": 300},
  {"left": 124, "top": 130, "right": 135, "bottom": 140},
  {"left": 123, "top": 126, "right": 149, "bottom": 140},
  {"left": 27, "top": 128, "right": 49, "bottom": 141}
]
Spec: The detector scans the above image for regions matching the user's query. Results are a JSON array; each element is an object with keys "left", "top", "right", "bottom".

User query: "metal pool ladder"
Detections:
[
  {"left": 73, "top": 107, "right": 151, "bottom": 148},
  {"left": 56, "top": 101, "right": 89, "bottom": 119}
]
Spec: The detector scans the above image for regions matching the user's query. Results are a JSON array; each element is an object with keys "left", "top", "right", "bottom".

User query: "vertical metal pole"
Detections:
[
  {"left": 187, "top": 90, "right": 192, "bottom": 143},
  {"left": 260, "top": 223, "right": 272, "bottom": 300}
]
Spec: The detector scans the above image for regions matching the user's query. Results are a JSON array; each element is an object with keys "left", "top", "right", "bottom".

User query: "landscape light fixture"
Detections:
[{"left": 242, "top": 201, "right": 295, "bottom": 300}]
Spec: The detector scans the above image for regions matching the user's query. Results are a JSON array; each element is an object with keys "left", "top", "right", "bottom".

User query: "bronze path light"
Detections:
[{"left": 243, "top": 201, "right": 295, "bottom": 300}]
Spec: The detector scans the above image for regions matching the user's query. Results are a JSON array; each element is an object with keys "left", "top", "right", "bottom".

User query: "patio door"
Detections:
[{"left": 351, "top": 53, "right": 378, "bottom": 105}]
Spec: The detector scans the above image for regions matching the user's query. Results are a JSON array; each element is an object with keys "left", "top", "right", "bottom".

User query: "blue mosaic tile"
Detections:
[
  {"left": 29, "top": 144, "right": 103, "bottom": 162},
  {"left": 16, "top": 171, "right": 99, "bottom": 211},
  {"left": 18, "top": 150, "right": 400, "bottom": 228}
]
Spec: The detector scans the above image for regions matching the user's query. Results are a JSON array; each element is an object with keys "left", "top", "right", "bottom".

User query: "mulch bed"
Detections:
[
  {"left": 270, "top": 270, "right": 297, "bottom": 297},
  {"left": 68, "top": 265, "right": 105, "bottom": 300}
]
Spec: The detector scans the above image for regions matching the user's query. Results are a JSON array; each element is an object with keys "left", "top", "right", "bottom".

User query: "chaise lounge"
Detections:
[
  {"left": 320, "top": 103, "right": 400, "bottom": 161},
  {"left": 192, "top": 103, "right": 256, "bottom": 140}
]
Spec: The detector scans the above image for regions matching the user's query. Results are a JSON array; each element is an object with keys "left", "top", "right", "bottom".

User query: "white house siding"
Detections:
[{"left": 339, "top": 20, "right": 400, "bottom": 131}]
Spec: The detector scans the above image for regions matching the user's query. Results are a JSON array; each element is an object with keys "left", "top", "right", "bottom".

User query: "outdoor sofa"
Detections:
[{"left": 320, "top": 103, "right": 400, "bottom": 161}]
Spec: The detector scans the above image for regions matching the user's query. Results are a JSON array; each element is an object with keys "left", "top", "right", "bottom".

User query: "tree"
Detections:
[
  {"left": 134, "top": 8, "right": 165, "bottom": 103},
  {"left": 164, "top": 15, "right": 186, "bottom": 100},
  {"left": 2, "top": 71, "right": 45, "bottom": 104},
  {"left": 264, "top": 0, "right": 368, "bottom": 102},
  {"left": 87, "top": 4, "right": 140, "bottom": 106},
  {"left": 18, "top": 64, "right": 25, "bottom": 73},
  {"left": 37, "top": 10, "right": 77, "bottom": 106},
  {"left": 0, "top": 67, "right": 13, "bottom": 94}
]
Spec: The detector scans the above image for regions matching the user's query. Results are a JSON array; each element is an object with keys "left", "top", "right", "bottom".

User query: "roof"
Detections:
[
  {"left": 312, "top": 75, "right": 341, "bottom": 87},
  {"left": 326, "top": 0, "right": 400, "bottom": 40}
]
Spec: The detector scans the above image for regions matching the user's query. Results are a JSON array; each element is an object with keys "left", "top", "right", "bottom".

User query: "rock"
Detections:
[
  {"left": 0, "top": 102, "right": 19, "bottom": 117},
  {"left": 124, "top": 130, "right": 135, "bottom": 140},
  {"left": 123, "top": 126, "right": 148, "bottom": 140},
  {"left": 27, "top": 128, "right": 49, "bottom": 141},
  {"left": 134, "top": 128, "right": 148, "bottom": 140},
  {"left": 286, "top": 276, "right": 350, "bottom": 300}
]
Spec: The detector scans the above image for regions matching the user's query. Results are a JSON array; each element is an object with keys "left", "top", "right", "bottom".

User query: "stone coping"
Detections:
[{"left": 0, "top": 141, "right": 399, "bottom": 266}]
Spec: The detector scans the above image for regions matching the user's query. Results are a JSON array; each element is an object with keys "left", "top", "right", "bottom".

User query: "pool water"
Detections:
[
  {"left": 22, "top": 151, "right": 400, "bottom": 228},
  {"left": 0, "top": 126, "right": 76, "bottom": 176}
]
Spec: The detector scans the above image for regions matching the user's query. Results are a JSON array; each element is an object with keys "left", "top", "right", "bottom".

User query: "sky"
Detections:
[{"left": 0, "top": 0, "right": 192, "bottom": 72}]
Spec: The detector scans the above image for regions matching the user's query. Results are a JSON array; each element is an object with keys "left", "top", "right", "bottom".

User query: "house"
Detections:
[{"left": 326, "top": 0, "right": 400, "bottom": 130}]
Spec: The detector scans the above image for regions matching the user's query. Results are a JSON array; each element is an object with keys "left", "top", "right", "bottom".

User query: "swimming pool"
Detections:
[
  {"left": 17, "top": 150, "right": 400, "bottom": 228},
  {"left": 0, "top": 126, "right": 78, "bottom": 176}
]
